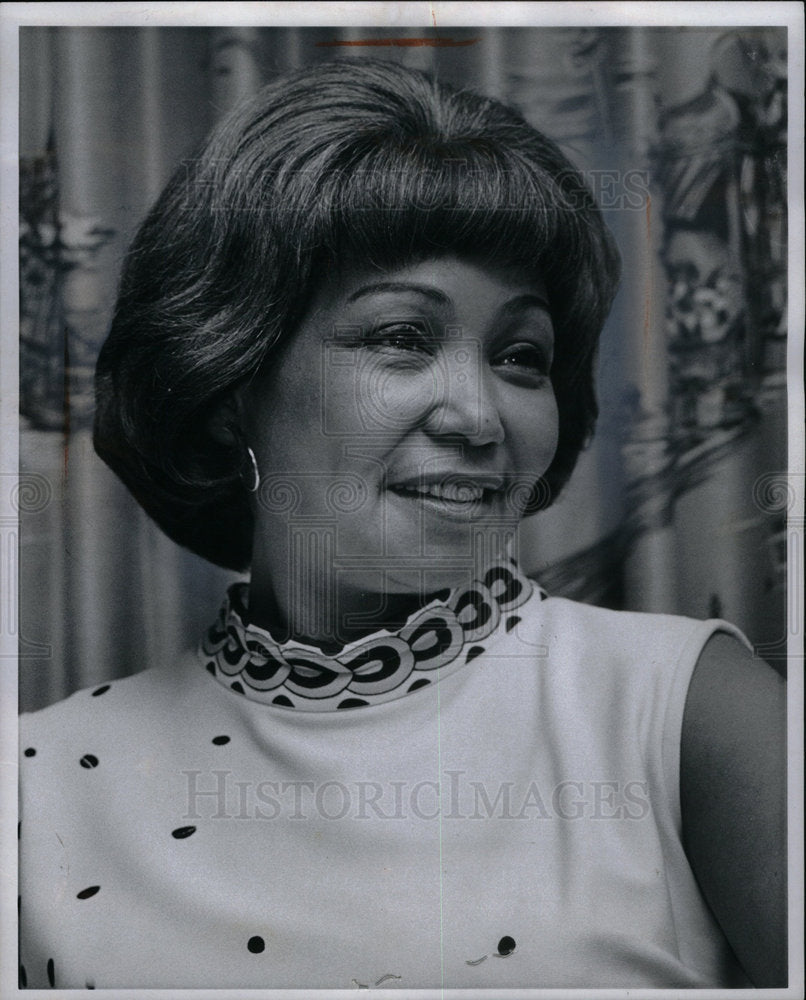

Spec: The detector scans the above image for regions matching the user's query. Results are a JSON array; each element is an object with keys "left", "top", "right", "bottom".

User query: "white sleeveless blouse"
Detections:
[{"left": 18, "top": 564, "right": 750, "bottom": 989}]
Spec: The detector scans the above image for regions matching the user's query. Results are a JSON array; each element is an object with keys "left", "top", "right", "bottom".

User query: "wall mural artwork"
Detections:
[
  {"left": 534, "top": 28, "right": 788, "bottom": 615},
  {"left": 659, "top": 28, "right": 787, "bottom": 446},
  {"left": 20, "top": 140, "right": 115, "bottom": 433},
  {"left": 656, "top": 29, "right": 788, "bottom": 610}
]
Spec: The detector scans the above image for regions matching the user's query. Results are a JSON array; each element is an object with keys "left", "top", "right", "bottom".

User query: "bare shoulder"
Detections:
[{"left": 681, "top": 631, "right": 787, "bottom": 987}]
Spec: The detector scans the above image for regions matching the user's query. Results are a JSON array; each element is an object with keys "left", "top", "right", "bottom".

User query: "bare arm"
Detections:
[{"left": 680, "top": 632, "right": 787, "bottom": 986}]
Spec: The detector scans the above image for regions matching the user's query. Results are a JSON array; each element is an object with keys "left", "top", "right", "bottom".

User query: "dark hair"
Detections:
[{"left": 94, "top": 59, "right": 620, "bottom": 570}]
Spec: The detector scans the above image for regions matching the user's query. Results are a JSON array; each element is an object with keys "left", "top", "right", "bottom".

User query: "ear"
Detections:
[{"left": 206, "top": 391, "right": 243, "bottom": 447}]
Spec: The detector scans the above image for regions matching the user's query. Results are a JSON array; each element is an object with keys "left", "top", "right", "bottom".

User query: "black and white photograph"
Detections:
[{"left": 1, "top": 2, "right": 803, "bottom": 996}]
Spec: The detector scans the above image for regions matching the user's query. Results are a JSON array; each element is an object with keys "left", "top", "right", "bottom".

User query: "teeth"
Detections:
[{"left": 397, "top": 483, "right": 486, "bottom": 502}]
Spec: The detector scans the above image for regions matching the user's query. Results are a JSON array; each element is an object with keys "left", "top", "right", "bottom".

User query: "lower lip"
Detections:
[{"left": 388, "top": 488, "right": 498, "bottom": 520}]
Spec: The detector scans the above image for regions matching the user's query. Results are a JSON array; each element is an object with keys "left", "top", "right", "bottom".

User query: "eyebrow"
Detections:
[
  {"left": 499, "top": 293, "right": 552, "bottom": 315},
  {"left": 346, "top": 282, "right": 451, "bottom": 306},
  {"left": 346, "top": 282, "right": 551, "bottom": 313}
]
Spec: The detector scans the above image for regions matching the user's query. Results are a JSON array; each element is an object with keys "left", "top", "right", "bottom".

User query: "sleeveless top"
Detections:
[{"left": 18, "top": 560, "right": 751, "bottom": 989}]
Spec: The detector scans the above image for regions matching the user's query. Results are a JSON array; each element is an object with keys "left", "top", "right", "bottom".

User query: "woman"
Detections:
[{"left": 19, "top": 59, "right": 786, "bottom": 990}]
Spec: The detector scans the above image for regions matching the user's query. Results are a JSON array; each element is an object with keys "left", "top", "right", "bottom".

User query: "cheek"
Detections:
[
  {"left": 246, "top": 390, "right": 325, "bottom": 485},
  {"left": 324, "top": 356, "right": 436, "bottom": 436},
  {"left": 512, "top": 391, "right": 559, "bottom": 475},
  {"left": 545, "top": 394, "right": 560, "bottom": 458}
]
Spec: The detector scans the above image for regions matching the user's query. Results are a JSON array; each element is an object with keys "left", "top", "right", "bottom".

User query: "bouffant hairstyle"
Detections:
[{"left": 94, "top": 59, "right": 620, "bottom": 571}]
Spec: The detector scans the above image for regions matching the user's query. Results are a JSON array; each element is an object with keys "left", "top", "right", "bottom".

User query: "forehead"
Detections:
[{"left": 309, "top": 255, "right": 550, "bottom": 313}]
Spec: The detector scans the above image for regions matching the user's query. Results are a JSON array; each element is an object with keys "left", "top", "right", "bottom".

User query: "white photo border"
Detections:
[{"left": 1, "top": 4, "right": 803, "bottom": 999}]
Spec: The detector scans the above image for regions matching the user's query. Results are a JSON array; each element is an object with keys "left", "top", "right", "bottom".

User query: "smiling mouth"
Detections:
[{"left": 388, "top": 480, "right": 503, "bottom": 514}]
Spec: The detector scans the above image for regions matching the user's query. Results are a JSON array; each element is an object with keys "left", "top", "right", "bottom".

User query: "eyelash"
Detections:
[
  {"left": 366, "top": 322, "right": 430, "bottom": 352},
  {"left": 365, "top": 323, "right": 552, "bottom": 380},
  {"left": 492, "top": 343, "right": 551, "bottom": 377}
]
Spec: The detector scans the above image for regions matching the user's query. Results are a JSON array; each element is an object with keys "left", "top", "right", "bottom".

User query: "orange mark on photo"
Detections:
[{"left": 317, "top": 37, "right": 479, "bottom": 49}]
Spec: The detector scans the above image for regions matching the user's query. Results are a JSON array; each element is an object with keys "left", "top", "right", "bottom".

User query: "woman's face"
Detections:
[{"left": 243, "top": 256, "right": 558, "bottom": 620}]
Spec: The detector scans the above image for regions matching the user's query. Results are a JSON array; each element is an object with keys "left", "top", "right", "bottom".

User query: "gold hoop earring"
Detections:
[{"left": 244, "top": 446, "right": 260, "bottom": 494}]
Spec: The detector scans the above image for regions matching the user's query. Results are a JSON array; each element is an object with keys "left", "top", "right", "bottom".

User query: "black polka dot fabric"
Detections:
[
  {"left": 498, "top": 935, "right": 516, "bottom": 956},
  {"left": 18, "top": 557, "right": 605, "bottom": 989}
]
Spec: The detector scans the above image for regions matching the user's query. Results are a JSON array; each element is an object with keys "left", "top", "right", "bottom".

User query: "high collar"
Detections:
[{"left": 198, "top": 557, "right": 542, "bottom": 712}]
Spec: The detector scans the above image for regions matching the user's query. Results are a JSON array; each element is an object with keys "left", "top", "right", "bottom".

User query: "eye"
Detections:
[
  {"left": 367, "top": 321, "right": 431, "bottom": 353},
  {"left": 492, "top": 342, "right": 552, "bottom": 379}
]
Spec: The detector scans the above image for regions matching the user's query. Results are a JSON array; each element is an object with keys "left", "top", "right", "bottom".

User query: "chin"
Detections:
[{"left": 379, "top": 548, "right": 512, "bottom": 597}]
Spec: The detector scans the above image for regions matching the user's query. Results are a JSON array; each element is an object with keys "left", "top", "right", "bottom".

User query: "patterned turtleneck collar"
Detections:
[{"left": 199, "top": 557, "right": 543, "bottom": 712}]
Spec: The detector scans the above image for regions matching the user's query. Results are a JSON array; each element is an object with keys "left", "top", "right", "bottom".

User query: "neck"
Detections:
[{"left": 246, "top": 566, "right": 456, "bottom": 651}]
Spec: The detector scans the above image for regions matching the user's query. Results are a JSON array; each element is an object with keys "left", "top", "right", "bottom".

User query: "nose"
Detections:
[{"left": 423, "top": 341, "right": 505, "bottom": 446}]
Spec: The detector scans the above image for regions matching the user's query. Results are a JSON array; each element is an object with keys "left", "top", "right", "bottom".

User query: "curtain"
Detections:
[{"left": 18, "top": 25, "right": 789, "bottom": 712}]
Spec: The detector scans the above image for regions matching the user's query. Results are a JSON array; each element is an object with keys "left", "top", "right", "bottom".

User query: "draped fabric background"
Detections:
[{"left": 18, "top": 25, "right": 789, "bottom": 712}]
